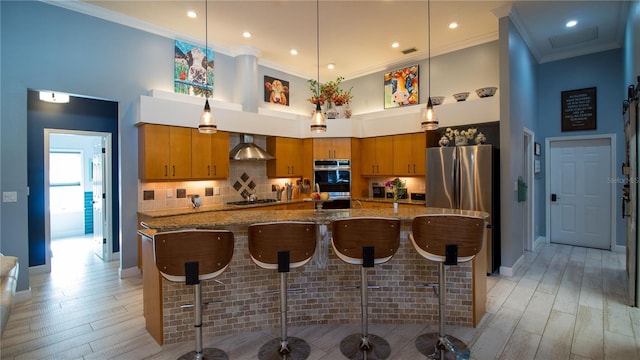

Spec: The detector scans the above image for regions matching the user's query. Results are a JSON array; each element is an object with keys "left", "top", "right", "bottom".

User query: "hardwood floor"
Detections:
[{"left": 2, "top": 238, "right": 639, "bottom": 359}]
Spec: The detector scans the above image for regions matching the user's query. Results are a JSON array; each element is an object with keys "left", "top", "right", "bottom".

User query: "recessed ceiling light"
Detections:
[
  {"left": 448, "top": 22, "right": 458, "bottom": 29},
  {"left": 290, "top": 49, "right": 298, "bottom": 55},
  {"left": 566, "top": 20, "right": 577, "bottom": 28},
  {"left": 327, "top": 63, "right": 335, "bottom": 70},
  {"left": 391, "top": 42, "right": 400, "bottom": 48},
  {"left": 187, "top": 10, "right": 197, "bottom": 18},
  {"left": 242, "top": 31, "right": 251, "bottom": 38}
]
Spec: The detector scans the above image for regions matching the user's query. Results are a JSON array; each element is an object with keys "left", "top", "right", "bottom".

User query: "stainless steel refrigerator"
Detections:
[{"left": 426, "top": 144, "right": 500, "bottom": 274}]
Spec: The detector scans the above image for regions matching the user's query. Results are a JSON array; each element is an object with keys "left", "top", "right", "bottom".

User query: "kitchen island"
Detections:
[{"left": 138, "top": 207, "right": 488, "bottom": 345}]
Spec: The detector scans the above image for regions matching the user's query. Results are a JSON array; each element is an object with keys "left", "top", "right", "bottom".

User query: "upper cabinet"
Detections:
[
  {"left": 191, "top": 130, "right": 230, "bottom": 179},
  {"left": 360, "top": 136, "right": 393, "bottom": 176},
  {"left": 313, "top": 138, "right": 351, "bottom": 159},
  {"left": 393, "top": 132, "right": 426, "bottom": 176},
  {"left": 266, "top": 137, "right": 303, "bottom": 178},
  {"left": 138, "top": 124, "right": 191, "bottom": 180}
]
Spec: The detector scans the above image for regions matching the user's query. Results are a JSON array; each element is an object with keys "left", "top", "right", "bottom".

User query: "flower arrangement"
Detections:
[
  {"left": 444, "top": 127, "right": 477, "bottom": 141},
  {"left": 307, "top": 76, "right": 352, "bottom": 105},
  {"left": 385, "top": 177, "right": 406, "bottom": 202}
]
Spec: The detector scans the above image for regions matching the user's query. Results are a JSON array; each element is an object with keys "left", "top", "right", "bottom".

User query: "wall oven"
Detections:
[{"left": 313, "top": 159, "right": 351, "bottom": 209}]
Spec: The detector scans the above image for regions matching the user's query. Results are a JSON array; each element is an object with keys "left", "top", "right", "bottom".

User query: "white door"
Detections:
[
  {"left": 549, "top": 138, "right": 611, "bottom": 249},
  {"left": 92, "top": 143, "right": 107, "bottom": 259}
]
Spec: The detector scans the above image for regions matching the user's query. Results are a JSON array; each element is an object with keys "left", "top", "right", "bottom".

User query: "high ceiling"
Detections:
[{"left": 51, "top": 1, "right": 629, "bottom": 82}]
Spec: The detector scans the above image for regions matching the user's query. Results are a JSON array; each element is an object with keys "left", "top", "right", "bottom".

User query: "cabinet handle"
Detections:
[
  {"left": 328, "top": 150, "right": 331, "bottom": 158},
  {"left": 172, "top": 165, "right": 175, "bottom": 177},
  {"left": 333, "top": 149, "right": 336, "bottom": 158},
  {"left": 408, "top": 164, "right": 410, "bottom": 173},
  {"left": 372, "top": 165, "right": 375, "bottom": 173},
  {"left": 164, "top": 165, "right": 168, "bottom": 177},
  {"left": 207, "top": 165, "right": 210, "bottom": 176},
  {"left": 413, "top": 164, "right": 416, "bottom": 173},
  {"left": 213, "top": 165, "right": 217, "bottom": 176}
]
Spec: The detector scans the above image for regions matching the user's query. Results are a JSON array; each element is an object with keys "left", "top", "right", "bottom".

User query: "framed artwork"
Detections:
[
  {"left": 534, "top": 159, "right": 541, "bottom": 174},
  {"left": 534, "top": 142, "right": 541, "bottom": 156},
  {"left": 561, "top": 87, "right": 596, "bottom": 131},
  {"left": 383, "top": 64, "right": 419, "bottom": 109},
  {"left": 174, "top": 40, "right": 214, "bottom": 97},
  {"left": 264, "top": 76, "right": 289, "bottom": 106}
]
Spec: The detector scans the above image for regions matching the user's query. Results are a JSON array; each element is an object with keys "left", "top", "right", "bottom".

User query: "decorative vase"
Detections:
[
  {"left": 439, "top": 136, "right": 450, "bottom": 147},
  {"left": 475, "top": 132, "right": 486, "bottom": 145},
  {"left": 343, "top": 103, "right": 352, "bottom": 119},
  {"left": 393, "top": 202, "right": 398, "bottom": 213},
  {"left": 455, "top": 135, "right": 468, "bottom": 146},
  {"left": 335, "top": 105, "right": 343, "bottom": 119},
  {"left": 325, "top": 101, "right": 339, "bottom": 119}
]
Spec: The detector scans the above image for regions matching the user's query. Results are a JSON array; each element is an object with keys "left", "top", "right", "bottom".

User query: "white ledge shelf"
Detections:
[{"left": 138, "top": 89, "right": 499, "bottom": 139}]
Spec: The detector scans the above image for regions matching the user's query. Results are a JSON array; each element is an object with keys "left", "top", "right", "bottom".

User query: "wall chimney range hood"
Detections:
[{"left": 229, "top": 134, "right": 274, "bottom": 160}]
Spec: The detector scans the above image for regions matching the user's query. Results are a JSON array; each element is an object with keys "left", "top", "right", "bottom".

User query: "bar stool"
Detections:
[
  {"left": 248, "top": 221, "right": 317, "bottom": 360},
  {"left": 154, "top": 229, "right": 234, "bottom": 360},
  {"left": 331, "top": 217, "right": 401, "bottom": 360},
  {"left": 410, "top": 214, "right": 485, "bottom": 360}
]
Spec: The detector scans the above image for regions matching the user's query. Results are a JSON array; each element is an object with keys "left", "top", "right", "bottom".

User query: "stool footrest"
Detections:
[
  {"left": 342, "top": 285, "right": 381, "bottom": 290},
  {"left": 179, "top": 300, "right": 222, "bottom": 309},
  {"left": 264, "top": 288, "right": 304, "bottom": 296}
]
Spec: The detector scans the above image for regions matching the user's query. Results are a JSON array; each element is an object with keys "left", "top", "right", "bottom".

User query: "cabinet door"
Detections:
[
  {"left": 360, "top": 137, "right": 377, "bottom": 175},
  {"left": 191, "top": 130, "right": 229, "bottom": 179},
  {"left": 375, "top": 136, "right": 394, "bottom": 175},
  {"left": 393, "top": 134, "right": 413, "bottom": 176},
  {"left": 313, "top": 138, "right": 334, "bottom": 159},
  {"left": 287, "top": 202, "right": 314, "bottom": 210},
  {"left": 332, "top": 138, "right": 351, "bottom": 159},
  {"left": 411, "top": 132, "right": 427, "bottom": 176},
  {"left": 210, "top": 131, "right": 229, "bottom": 178},
  {"left": 191, "top": 129, "right": 213, "bottom": 179},
  {"left": 267, "top": 137, "right": 302, "bottom": 178},
  {"left": 138, "top": 124, "right": 171, "bottom": 180},
  {"left": 169, "top": 127, "right": 192, "bottom": 179}
]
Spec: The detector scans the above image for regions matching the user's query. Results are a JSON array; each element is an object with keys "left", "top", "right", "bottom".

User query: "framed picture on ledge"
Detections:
[{"left": 383, "top": 64, "right": 419, "bottom": 109}]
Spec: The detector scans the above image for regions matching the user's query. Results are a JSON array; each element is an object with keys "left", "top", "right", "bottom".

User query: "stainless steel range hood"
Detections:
[{"left": 229, "top": 134, "right": 274, "bottom": 160}]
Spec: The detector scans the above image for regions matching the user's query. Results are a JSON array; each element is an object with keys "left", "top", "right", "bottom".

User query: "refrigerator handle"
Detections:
[{"left": 453, "top": 155, "right": 460, "bottom": 208}]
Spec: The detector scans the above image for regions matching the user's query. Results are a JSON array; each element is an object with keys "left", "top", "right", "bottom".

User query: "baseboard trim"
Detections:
[
  {"left": 15, "top": 288, "right": 32, "bottom": 303},
  {"left": 120, "top": 266, "right": 141, "bottom": 278},
  {"left": 615, "top": 244, "right": 625, "bottom": 253},
  {"left": 29, "top": 264, "right": 49, "bottom": 275},
  {"left": 534, "top": 236, "right": 547, "bottom": 251},
  {"left": 500, "top": 254, "right": 524, "bottom": 277}
]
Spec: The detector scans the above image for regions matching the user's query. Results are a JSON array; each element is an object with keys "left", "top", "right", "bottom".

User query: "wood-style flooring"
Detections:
[{"left": 1, "top": 236, "right": 639, "bottom": 359}]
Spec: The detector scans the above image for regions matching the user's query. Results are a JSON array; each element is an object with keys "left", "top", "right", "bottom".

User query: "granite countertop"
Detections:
[
  {"left": 138, "top": 198, "right": 309, "bottom": 218},
  {"left": 138, "top": 207, "right": 488, "bottom": 238},
  {"left": 352, "top": 197, "right": 426, "bottom": 206}
]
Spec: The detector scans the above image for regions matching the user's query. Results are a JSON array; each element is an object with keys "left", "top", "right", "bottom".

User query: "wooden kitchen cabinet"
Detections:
[
  {"left": 138, "top": 124, "right": 191, "bottom": 180},
  {"left": 393, "top": 132, "right": 426, "bottom": 176},
  {"left": 191, "top": 129, "right": 230, "bottom": 179},
  {"left": 313, "top": 138, "right": 351, "bottom": 159},
  {"left": 360, "top": 201, "right": 393, "bottom": 209},
  {"left": 360, "top": 136, "right": 394, "bottom": 176},
  {"left": 266, "top": 137, "right": 303, "bottom": 178},
  {"left": 287, "top": 202, "right": 314, "bottom": 210}
]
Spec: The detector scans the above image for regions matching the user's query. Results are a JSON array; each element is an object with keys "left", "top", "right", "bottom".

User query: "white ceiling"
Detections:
[{"left": 50, "top": 1, "right": 629, "bottom": 82}]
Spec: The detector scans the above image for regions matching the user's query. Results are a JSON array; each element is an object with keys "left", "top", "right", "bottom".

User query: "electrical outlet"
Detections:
[
  {"left": 2, "top": 191, "right": 17, "bottom": 203},
  {"left": 214, "top": 187, "right": 220, "bottom": 195},
  {"left": 166, "top": 189, "right": 173, "bottom": 198}
]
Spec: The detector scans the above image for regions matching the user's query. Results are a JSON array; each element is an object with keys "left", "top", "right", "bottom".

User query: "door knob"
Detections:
[{"left": 551, "top": 194, "right": 558, "bottom": 202}]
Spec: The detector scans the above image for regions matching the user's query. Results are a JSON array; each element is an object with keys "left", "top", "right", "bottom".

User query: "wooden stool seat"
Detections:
[
  {"left": 248, "top": 222, "right": 317, "bottom": 360},
  {"left": 154, "top": 230, "right": 234, "bottom": 360},
  {"left": 331, "top": 217, "right": 400, "bottom": 360},
  {"left": 410, "top": 214, "right": 485, "bottom": 360}
]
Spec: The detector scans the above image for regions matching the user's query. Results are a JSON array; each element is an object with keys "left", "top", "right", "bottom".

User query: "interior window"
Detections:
[{"left": 50, "top": 151, "right": 83, "bottom": 211}]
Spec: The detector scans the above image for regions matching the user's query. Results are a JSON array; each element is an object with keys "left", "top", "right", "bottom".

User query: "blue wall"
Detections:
[{"left": 537, "top": 49, "right": 624, "bottom": 246}]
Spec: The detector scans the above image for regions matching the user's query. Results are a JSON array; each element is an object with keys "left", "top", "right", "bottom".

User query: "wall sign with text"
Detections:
[{"left": 561, "top": 87, "right": 596, "bottom": 131}]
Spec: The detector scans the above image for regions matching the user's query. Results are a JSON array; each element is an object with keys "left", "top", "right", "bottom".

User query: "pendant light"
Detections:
[
  {"left": 310, "top": 0, "right": 326, "bottom": 133},
  {"left": 421, "top": 0, "right": 438, "bottom": 131},
  {"left": 198, "top": 0, "right": 217, "bottom": 134}
]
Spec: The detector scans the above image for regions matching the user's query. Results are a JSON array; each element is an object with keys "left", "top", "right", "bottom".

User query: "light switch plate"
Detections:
[{"left": 2, "top": 191, "right": 17, "bottom": 203}]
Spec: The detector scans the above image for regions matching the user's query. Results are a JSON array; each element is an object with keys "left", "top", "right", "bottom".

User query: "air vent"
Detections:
[
  {"left": 401, "top": 47, "right": 418, "bottom": 55},
  {"left": 549, "top": 27, "right": 598, "bottom": 49}
]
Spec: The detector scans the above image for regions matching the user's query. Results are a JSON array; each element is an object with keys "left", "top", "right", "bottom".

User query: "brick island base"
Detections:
[{"left": 140, "top": 221, "right": 486, "bottom": 345}]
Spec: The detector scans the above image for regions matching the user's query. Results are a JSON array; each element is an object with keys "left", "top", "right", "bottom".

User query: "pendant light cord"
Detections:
[
  {"left": 316, "top": 0, "right": 320, "bottom": 97},
  {"left": 428, "top": 0, "right": 431, "bottom": 98},
  {"left": 205, "top": 0, "right": 209, "bottom": 97}
]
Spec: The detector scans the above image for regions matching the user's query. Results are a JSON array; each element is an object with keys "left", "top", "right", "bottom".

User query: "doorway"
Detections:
[
  {"left": 546, "top": 135, "right": 616, "bottom": 250},
  {"left": 46, "top": 131, "right": 112, "bottom": 266}
]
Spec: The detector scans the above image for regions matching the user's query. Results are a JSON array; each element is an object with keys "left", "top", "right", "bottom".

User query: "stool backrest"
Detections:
[
  {"left": 411, "top": 214, "right": 485, "bottom": 263},
  {"left": 331, "top": 217, "right": 400, "bottom": 265},
  {"left": 154, "top": 230, "right": 234, "bottom": 282},
  {"left": 248, "top": 222, "right": 317, "bottom": 270}
]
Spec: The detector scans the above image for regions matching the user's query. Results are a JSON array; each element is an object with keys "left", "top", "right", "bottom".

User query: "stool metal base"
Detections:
[
  {"left": 258, "top": 337, "right": 310, "bottom": 360},
  {"left": 177, "top": 347, "right": 229, "bottom": 360},
  {"left": 415, "top": 333, "right": 470, "bottom": 360},
  {"left": 340, "top": 333, "right": 391, "bottom": 360}
]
